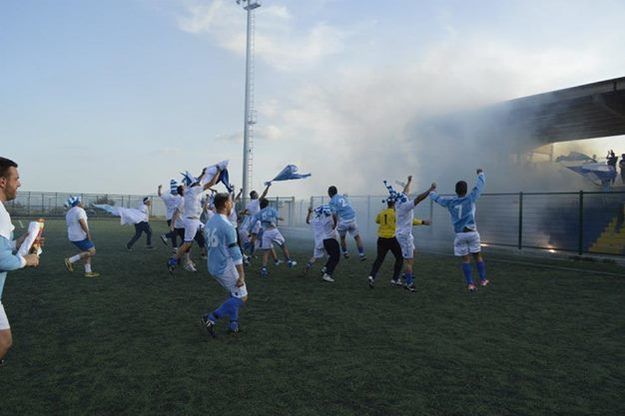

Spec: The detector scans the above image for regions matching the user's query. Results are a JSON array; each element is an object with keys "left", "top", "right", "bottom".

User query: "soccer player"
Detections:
[
  {"left": 158, "top": 180, "right": 182, "bottom": 249},
  {"left": 305, "top": 205, "right": 340, "bottom": 282},
  {"left": 64, "top": 196, "right": 99, "bottom": 277},
  {"left": 0, "top": 157, "right": 40, "bottom": 365},
  {"left": 394, "top": 176, "right": 436, "bottom": 292},
  {"left": 252, "top": 198, "right": 296, "bottom": 276},
  {"left": 327, "top": 186, "right": 365, "bottom": 260},
  {"left": 430, "top": 169, "right": 489, "bottom": 291},
  {"left": 201, "top": 193, "right": 248, "bottom": 336},
  {"left": 367, "top": 193, "right": 431, "bottom": 289},
  {"left": 126, "top": 197, "right": 154, "bottom": 250},
  {"left": 240, "top": 183, "right": 271, "bottom": 254},
  {"left": 168, "top": 167, "right": 221, "bottom": 273}
]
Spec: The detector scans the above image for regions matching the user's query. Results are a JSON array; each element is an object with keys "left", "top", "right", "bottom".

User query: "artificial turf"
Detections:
[{"left": 0, "top": 219, "right": 623, "bottom": 415}]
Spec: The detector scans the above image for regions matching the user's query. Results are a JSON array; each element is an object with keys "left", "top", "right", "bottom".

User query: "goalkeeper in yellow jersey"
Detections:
[{"left": 367, "top": 181, "right": 430, "bottom": 289}]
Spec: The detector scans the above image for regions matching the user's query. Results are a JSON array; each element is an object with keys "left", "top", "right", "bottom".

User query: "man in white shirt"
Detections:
[
  {"left": 0, "top": 157, "right": 40, "bottom": 365},
  {"left": 158, "top": 180, "right": 182, "bottom": 249},
  {"left": 64, "top": 196, "right": 99, "bottom": 277},
  {"left": 126, "top": 197, "right": 154, "bottom": 250},
  {"left": 240, "top": 183, "right": 270, "bottom": 254}
]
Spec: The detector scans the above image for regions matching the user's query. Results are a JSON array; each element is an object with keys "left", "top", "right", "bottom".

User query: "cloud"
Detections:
[{"left": 177, "top": 0, "right": 346, "bottom": 71}]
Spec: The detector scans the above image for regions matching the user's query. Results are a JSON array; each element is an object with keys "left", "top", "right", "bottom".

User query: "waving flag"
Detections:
[
  {"left": 265, "top": 165, "right": 311, "bottom": 186},
  {"left": 93, "top": 204, "right": 145, "bottom": 226}
]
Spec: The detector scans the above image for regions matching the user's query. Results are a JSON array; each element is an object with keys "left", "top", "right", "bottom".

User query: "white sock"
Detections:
[
  {"left": 85, "top": 264, "right": 92, "bottom": 273},
  {"left": 69, "top": 255, "right": 81, "bottom": 263}
]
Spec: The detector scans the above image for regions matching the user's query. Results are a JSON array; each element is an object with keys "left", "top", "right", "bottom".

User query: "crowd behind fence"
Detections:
[{"left": 7, "top": 190, "right": 625, "bottom": 257}]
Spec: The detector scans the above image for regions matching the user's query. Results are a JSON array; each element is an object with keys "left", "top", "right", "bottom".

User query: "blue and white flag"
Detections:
[
  {"left": 265, "top": 165, "right": 311, "bottom": 186},
  {"left": 180, "top": 171, "right": 197, "bottom": 187},
  {"left": 169, "top": 179, "right": 178, "bottom": 195},
  {"left": 200, "top": 160, "right": 233, "bottom": 192},
  {"left": 382, "top": 180, "right": 408, "bottom": 204},
  {"left": 66, "top": 195, "right": 81, "bottom": 208},
  {"left": 93, "top": 204, "right": 145, "bottom": 226}
]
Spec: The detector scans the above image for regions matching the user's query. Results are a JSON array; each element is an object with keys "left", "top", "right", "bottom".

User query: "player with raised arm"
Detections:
[
  {"left": 252, "top": 198, "right": 296, "bottom": 277},
  {"left": 305, "top": 205, "right": 341, "bottom": 282},
  {"left": 240, "top": 183, "right": 270, "bottom": 255},
  {"left": 201, "top": 193, "right": 248, "bottom": 336},
  {"left": 126, "top": 197, "right": 154, "bottom": 250},
  {"left": 327, "top": 186, "right": 365, "bottom": 260},
  {"left": 430, "top": 169, "right": 489, "bottom": 291},
  {"left": 158, "top": 180, "right": 182, "bottom": 249},
  {"left": 167, "top": 167, "right": 220, "bottom": 274},
  {"left": 394, "top": 176, "right": 436, "bottom": 292},
  {"left": 64, "top": 196, "right": 99, "bottom": 277}
]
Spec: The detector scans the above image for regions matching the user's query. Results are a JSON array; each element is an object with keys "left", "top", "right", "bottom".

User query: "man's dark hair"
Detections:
[
  {"left": 177, "top": 185, "right": 184, "bottom": 196},
  {"left": 0, "top": 157, "right": 18, "bottom": 179},
  {"left": 455, "top": 181, "right": 468, "bottom": 196},
  {"left": 214, "top": 193, "right": 231, "bottom": 210},
  {"left": 250, "top": 190, "right": 258, "bottom": 199},
  {"left": 259, "top": 198, "right": 269, "bottom": 209},
  {"left": 387, "top": 200, "right": 395, "bottom": 208},
  {"left": 328, "top": 186, "right": 337, "bottom": 197}
]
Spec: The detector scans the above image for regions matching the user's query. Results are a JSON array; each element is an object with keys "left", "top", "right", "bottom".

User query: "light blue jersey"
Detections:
[
  {"left": 329, "top": 194, "right": 356, "bottom": 221},
  {"left": 0, "top": 234, "right": 24, "bottom": 298},
  {"left": 204, "top": 214, "right": 243, "bottom": 277},
  {"left": 431, "top": 173, "right": 486, "bottom": 233},
  {"left": 252, "top": 207, "right": 279, "bottom": 230}
]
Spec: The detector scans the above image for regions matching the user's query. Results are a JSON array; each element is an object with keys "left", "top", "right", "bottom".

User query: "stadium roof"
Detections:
[
  {"left": 505, "top": 76, "right": 625, "bottom": 144},
  {"left": 420, "top": 77, "right": 625, "bottom": 151}
]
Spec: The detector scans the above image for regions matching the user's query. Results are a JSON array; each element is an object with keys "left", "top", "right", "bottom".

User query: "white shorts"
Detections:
[
  {"left": 337, "top": 218, "right": 360, "bottom": 238},
  {"left": 396, "top": 233, "right": 415, "bottom": 259},
  {"left": 261, "top": 228, "right": 285, "bottom": 250},
  {"left": 454, "top": 231, "right": 481, "bottom": 256},
  {"left": 183, "top": 218, "right": 202, "bottom": 242},
  {"left": 0, "top": 302, "right": 10, "bottom": 330},
  {"left": 250, "top": 220, "right": 261, "bottom": 235},
  {"left": 313, "top": 240, "right": 326, "bottom": 259},
  {"left": 213, "top": 261, "right": 248, "bottom": 299}
]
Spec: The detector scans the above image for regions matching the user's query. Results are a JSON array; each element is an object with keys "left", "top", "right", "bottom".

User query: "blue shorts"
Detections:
[{"left": 72, "top": 239, "right": 95, "bottom": 251}]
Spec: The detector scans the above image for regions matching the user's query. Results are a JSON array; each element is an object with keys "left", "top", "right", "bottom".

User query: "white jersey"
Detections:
[
  {"left": 311, "top": 215, "right": 336, "bottom": 242},
  {"left": 66, "top": 206, "right": 88, "bottom": 242},
  {"left": 137, "top": 203, "right": 149, "bottom": 223},
  {"left": 395, "top": 197, "right": 415, "bottom": 236},
  {"left": 161, "top": 193, "right": 182, "bottom": 221},
  {"left": 183, "top": 186, "right": 204, "bottom": 219},
  {"left": 173, "top": 198, "right": 185, "bottom": 228},
  {"left": 245, "top": 199, "right": 260, "bottom": 216}
]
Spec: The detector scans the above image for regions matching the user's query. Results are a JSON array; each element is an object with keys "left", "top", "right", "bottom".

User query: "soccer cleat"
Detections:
[
  {"left": 84, "top": 272, "right": 100, "bottom": 278},
  {"left": 201, "top": 315, "right": 216, "bottom": 338},
  {"left": 390, "top": 279, "right": 403, "bottom": 287},
  {"left": 159, "top": 234, "right": 168, "bottom": 246},
  {"left": 184, "top": 262, "right": 197, "bottom": 272},
  {"left": 126, "top": 244, "right": 133, "bottom": 251},
  {"left": 322, "top": 273, "right": 335, "bottom": 282},
  {"left": 243, "top": 255, "right": 251, "bottom": 266},
  {"left": 359, "top": 254, "right": 367, "bottom": 262},
  {"left": 0, "top": 359, "right": 5, "bottom": 367},
  {"left": 468, "top": 284, "right": 477, "bottom": 292},
  {"left": 274, "top": 259, "right": 283, "bottom": 266},
  {"left": 343, "top": 252, "right": 350, "bottom": 259},
  {"left": 368, "top": 276, "right": 375, "bottom": 288},
  {"left": 228, "top": 320, "right": 240, "bottom": 335},
  {"left": 167, "top": 258, "right": 177, "bottom": 274},
  {"left": 480, "top": 279, "right": 490, "bottom": 287},
  {"left": 201, "top": 254, "right": 207, "bottom": 260},
  {"left": 320, "top": 266, "right": 327, "bottom": 274},
  {"left": 287, "top": 260, "right": 297, "bottom": 268},
  {"left": 260, "top": 266, "right": 269, "bottom": 277},
  {"left": 64, "top": 258, "right": 74, "bottom": 272},
  {"left": 404, "top": 283, "right": 416, "bottom": 292}
]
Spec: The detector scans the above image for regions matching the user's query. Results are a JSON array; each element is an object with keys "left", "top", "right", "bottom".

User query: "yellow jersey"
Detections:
[{"left": 375, "top": 208, "right": 425, "bottom": 238}]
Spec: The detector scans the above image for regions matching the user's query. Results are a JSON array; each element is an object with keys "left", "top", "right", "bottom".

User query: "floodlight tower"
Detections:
[{"left": 237, "top": 0, "right": 261, "bottom": 202}]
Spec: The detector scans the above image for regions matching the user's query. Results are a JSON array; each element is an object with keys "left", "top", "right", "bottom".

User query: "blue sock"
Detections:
[
  {"left": 462, "top": 263, "right": 474, "bottom": 285},
  {"left": 358, "top": 246, "right": 364, "bottom": 255},
  {"left": 209, "top": 297, "right": 244, "bottom": 322},
  {"left": 404, "top": 272, "right": 414, "bottom": 286},
  {"left": 476, "top": 261, "right": 486, "bottom": 281}
]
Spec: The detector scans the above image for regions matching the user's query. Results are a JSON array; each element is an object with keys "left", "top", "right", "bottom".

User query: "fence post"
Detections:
[
  {"left": 518, "top": 192, "right": 523, "bottom": 250},
  {"left": 367, "top": 195, "right": 371, "bottom": 237},
  {"left": 578, "top": 190, "right": 584, "bottom": 255},
  {"left": 41, "top": 193, "right": 44, "bottom": 215},
  {"left": 28, "top": 192, "right": 31, "bottom": 216}
]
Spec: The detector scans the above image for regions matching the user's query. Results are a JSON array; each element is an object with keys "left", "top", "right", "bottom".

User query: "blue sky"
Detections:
[{"left": 2, "top": 0, "right": 624, "bottom": 196}]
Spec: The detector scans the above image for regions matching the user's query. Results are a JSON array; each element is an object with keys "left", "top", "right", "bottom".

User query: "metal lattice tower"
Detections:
[{"left": 237, "top": 0, "right": 261, "bottom": 201}]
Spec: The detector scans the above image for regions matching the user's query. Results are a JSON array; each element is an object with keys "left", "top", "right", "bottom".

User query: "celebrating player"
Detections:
[
  {"left": 430, "top": 169, "right": 489, "bottom": 291},
  {"left": 327, "top": 186, "right": 365, "bottom": 260},
  {"left": 158, "top": 180, "right": 182, "bottom": 249},
  {"left": 305, "top": 205, "right": 340, "bottom": 282},
  {"left": 64, "top": 196, "right": 99, "bottom": 277},
  {"left": 252, "top": 198, "right": 296, "bottom": 276},
  {"left": 126, "top": 197, "right": 154, "bottom": 250},
  {"left": 201, "top": 193, "right": 248, "bottom": 337},
  {"left": 394, "top": 176, "right": 436, "bottom": 292}
]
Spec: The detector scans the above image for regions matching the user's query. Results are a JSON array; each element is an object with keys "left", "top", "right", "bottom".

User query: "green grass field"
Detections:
[{"left": 1, "top": 219, "right": 624, "bottom": 415}]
